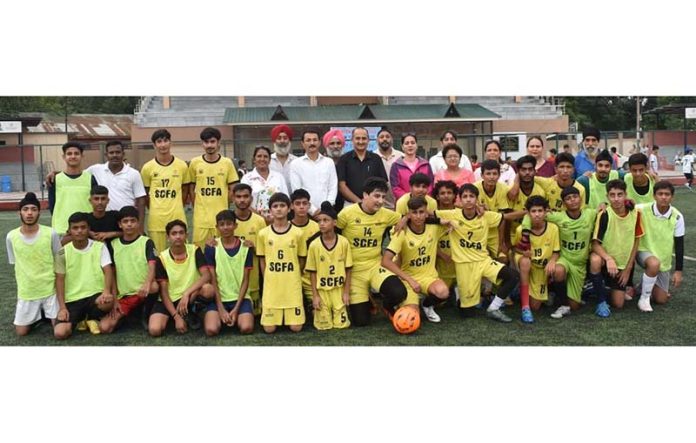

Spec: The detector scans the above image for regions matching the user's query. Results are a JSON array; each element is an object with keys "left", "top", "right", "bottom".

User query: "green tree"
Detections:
[{"left": 0, "top": 96, "right": 139, "bottom": 115}]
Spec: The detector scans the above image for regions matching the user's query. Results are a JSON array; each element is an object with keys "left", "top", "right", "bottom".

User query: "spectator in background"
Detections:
[
  {"left": 390, "top": 133, "right": 434, "bottom": 201},
  {"left": 610, "top": 147, "right": 621, "bottom": 170},
  {"left": 548, "top": 148, "right": 557, "bottom": 164},
  {"left": 429, "top": 130, "right": 473, "bottom": 173},
  {"left": 470, "top": 153, "right": 480, "bottom": 171},
  {"left": 322, "top": 129, "right": 346, "bottom": 211},
  {"left": 563, "top": 144, "right": 572, "bottom": 154},
  {"left": 289, "top": 128, "right": 338, "bottom": 216},
  {"left": 237, "top": 160, "right": 249, "bottom": 178},
  {"left": 375, "top": 127, "right": 404, "bottom": 210},
  {"left": 241, "top": 145, "right": 288, "bottom": 220},
  {"left": 682, "top": 148, "right": 694, "bottom": 190},
  {"left": 269, "top": 124, "right": 297, "bottom": 191},
  {"left": 336, "top": 127, "right": 388, "bottom": 207},
  {"left": 474, "top": 140, "right": 516, "bottom": 186},
  {"left": 649, "top": 146, "right": 660, "bottom": 176},
  {"left": 574, "top": 127, "right": 601, "bottom": 177},
  {"left": 525, "top": 135, "right": 555, "bottom": 178}
]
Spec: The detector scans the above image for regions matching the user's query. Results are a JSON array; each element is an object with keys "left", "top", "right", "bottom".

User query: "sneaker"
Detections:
[
  {"left": 521, "top": 307, "right": 535, "bottom": 324},
  {"left": 638, "top": 297, "right": 653, "bottom": 312},
  {"left": 486, "top": 308, "right": 513, "bottom": 323},
  {"left": 595, "top": 301, "right": 611, "bottom": 318},
  {"left": 454, "top": 287, "right": 460, "bottom": 305},
  {"left": 76, "top": 320, "right": 88, "bottom": 331},
  {"left": 550, "top": 305, "right": 571, "bottom": 319},
  {"left": 422, "top": 305, "right": 441, "bottom": 323},
  {"left": 85, "top": 320, "right": 101, "bottom": 335},
  {"left": 625, "top": 286, "right": 635, "bottom": 301}
]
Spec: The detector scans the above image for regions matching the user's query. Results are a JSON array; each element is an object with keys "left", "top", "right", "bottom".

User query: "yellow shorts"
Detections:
[
  {"left": 402, "top": 274, "right": 440, "bottom": 307},
  {"left": 349, "top": 263, "right": 394, "bottom": 304},
  {"left": 436, "top": 261, "right": 456, "bottom": 287},
  {"left": 148, "top": 231, "right": 168, "bottom": 255},
  {"left": 313, "top": 288, "right": 350, "bottom": 330},
  {"left": 455, "top": 260, "right": 504, "bottom": 308},
  {"left": 193, "top": 227, "right": 218, "bottom": 249},
  {"left": 440, "top": 276, "right": 456, "bottom": 289},
  {"left": 514, "top": 254, "right": 550, "bottom": 301},
  {"left": 261, "top": 305, "right": 305, "bottom": 326},
  {"left": 248, "top": 290, "right": 261, "bottom": 315}
]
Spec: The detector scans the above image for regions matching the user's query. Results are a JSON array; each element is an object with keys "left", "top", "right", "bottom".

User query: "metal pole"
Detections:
[
  {"left": 636, "top": 96, "right": 641, "bottom": 143},
  {"left": 39, "top": 145, "right": 44, "bottom": 200},
  {"left": 684, "top": 111, "right": 688, "bottom": 149},
  {"left": 19, "top": 129, "right": 26, "bottom": 191}
]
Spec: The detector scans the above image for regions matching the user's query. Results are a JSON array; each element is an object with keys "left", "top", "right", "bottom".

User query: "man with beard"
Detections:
[
  {"left": 7, "top": 192, "right": 63, "bottom": 336},
  {"left": 269, "top": 124, "right": 297, "bottom": 191},
  {"left": 336, "top": 127, "right": 388, "bottom": 207},
  {"left": 289, "top": 128, "right": 338, "bottom": 215},
  {"left": 374, "top": 127, "right": 404, "bottom": 210},
  {"left": 577, "top": 149, "right": 625, "bottom": 207},
  {"left": 574, "top": 127, "right": 601, "bottom": 177},
  {"left": 322, "top": 129, "right": 347, "bottom": 211}
]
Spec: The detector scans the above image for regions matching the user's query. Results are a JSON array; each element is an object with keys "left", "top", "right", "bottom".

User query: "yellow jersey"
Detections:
[
  {"left": 474, "top": 181, "right": 510, "bottom": 212},
  {"left": 436, "top": 209, "right": 502, "bottom": 263},
  {"left": 256, "top": 224, "right": 307, "bottom": 309},
  {"left": 513, "top": 222, "right": 560, "bottom": 268},
  {"left": 337, "top": 203, "right": 401, "bottom": 269},
  {"left": 189, "top": 155, "right": 239, "bottom": 229},
  {"left": 386, "top": 223, "right": 442, "bottom": 281},
  {"left": 141, "top": 157, "right": 191, "bottom": 232},
  {"left": 234, "top": 211, "right": 267, "bottom": 293},
  {"left": 395, "top": 193, "right": 438, "bottom": 216},
  {"left": 305, "top": 234, "right": 353, "bottom": 290},
  {"left": 292, "top": 219, "right": 320, "bottom": 293},
  {"left": 535, "top": 177, "right": 586, "bottom": 212},
  {"left": 508, "top": 182, "right": 546, "bottom": 241}
]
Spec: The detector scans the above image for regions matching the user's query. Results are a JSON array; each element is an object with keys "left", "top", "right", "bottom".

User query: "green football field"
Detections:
[{"left": 1, "top": 189, "right": 695, "bottom": 346}]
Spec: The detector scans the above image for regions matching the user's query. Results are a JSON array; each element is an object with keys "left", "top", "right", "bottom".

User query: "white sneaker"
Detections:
[
  {"left": 550, "top": 305, "right": 572, "bottom": 319},
  {"left": 454, "top": 287, "right": 460, "bottom": 305},
  {"left": 422, "top": 305, "right": 441, "bottom": 323},
  {"left": 638, "top": 297, "right": 653, "bottom": 312}
]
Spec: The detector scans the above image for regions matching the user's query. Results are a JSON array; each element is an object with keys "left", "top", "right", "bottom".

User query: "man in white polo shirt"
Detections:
[{"left": 289, "top": 128, "right": 338, "bottom": 216}]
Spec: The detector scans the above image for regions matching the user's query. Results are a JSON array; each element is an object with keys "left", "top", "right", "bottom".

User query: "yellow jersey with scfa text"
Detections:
[
  {"left": 386, "top": 224, "right": 442, "bottom": 281},
  {"left": 305, "top": 235, "right": 353, "bottom": 290},
  {"left": 256, "top": 224, "right": 307, "bottom": 309},
  {"left": 189, "top": 155, "right": 239, "bottom": 229},
  {"left": 435, "top": 209, "right": 502, "bottom": 263},
  {"left": 337, "top": 204, "right": 401, "bottom": 269},
  {"left": 141, "top": 157, "right": 191, "bottom": 232},
  {"left": 292, "top": 219, "right": 320, "bottom": 294}
]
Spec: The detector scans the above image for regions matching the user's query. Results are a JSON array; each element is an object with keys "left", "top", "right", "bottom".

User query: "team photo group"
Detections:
[{"left": 7, "top": 122, "right": 686, "bottom": 340}]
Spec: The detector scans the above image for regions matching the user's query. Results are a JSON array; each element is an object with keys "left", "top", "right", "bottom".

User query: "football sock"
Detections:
[
  {"left": 589, "top": 272, "right": 608, "bottom": 303},
  {"left": 520, "top": 283, "right": 530, "bottom": 309},
  {"left": 423, "top": 294, "right": 440, "bottom": 307},
  {"left": 641, "top": 274, "right": 657, "bottom": 300},
  {"left": 552, "top": 280, "right": 569, "bottom": 306},
  {"left": 488, "top": 296, "right": 505, "bottom": 311}
]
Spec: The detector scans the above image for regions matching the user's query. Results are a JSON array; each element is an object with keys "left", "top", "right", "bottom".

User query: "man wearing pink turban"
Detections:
[{"left": 323, "top": 129, "right": 345, "bottom": 162}]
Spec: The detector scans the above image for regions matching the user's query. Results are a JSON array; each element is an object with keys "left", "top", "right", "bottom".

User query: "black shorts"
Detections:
[
  {"left": 685, "top": 173, "right": 693, "bottom": 182},
  {"left": 151, "top": 299, "right": 182, "bottom": 317},
  {"left": 602, "top": 266, "right": 634, "bottom": 291},
  {"left": 58, "top": 294, "right": 104, "bottom": 326}
]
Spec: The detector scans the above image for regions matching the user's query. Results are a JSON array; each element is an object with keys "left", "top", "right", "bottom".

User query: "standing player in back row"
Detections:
[
  {"left": 141, "top": 129, "right": 192, "bottom": 253},
  {"left": 188, "top": 127, "right": 239, "bottom": 248},
  {"left": 290, "top": 189, "right": 320, "bottom": 318}
]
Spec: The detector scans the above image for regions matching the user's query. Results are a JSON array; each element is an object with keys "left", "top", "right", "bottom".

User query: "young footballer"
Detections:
[
  {"left": 433, "top": 180, "right": 458, "bottom": 301},
  {"left": 256, "top": 193, "right": 308, "bottom": 333},
  {"left": 516, "top": 153, "right": 585, "bottom": 212},
  {"left": 231, "top": 183, "right": 267, "bottom": 316},
  {"left": 512, "top": 196, "right": 560, "bottom": 323},
  {"left": 589, "top": 179, "right": 644, "bottom": 317},
  {"left": 382, "top": 196, "right": 451, "bottom": 323},
  {"left": 7, "top": 193, "right": 62, "bottom": 336},
  {"left": 53, "top": 212, "right": 115, "bottom": 340},
  {"left": 290, "top": 189, "right": 320, "bottom": 317},
  {"left": 140, "top": 129, "right": 192, "bottom": 253},
  {"left": 100, "top": 206, "right": 158, "bottom": 334},
  {"left": 576, "top": 149, "right": 624, "bottom": 207},
  {"left": 336, "top": 178, "right": 408, "bottom": 326},
  {"left": 506, "top": 155, "right": 546, "bottom": 243},
  {"left": 635, "top": 181, "right": 685, "bottom": 312},
  {"left": 474, "top": 160, "right": 511, "bottom": 260},
  {"left": 188, "top": 127, "right": 239, "bottom": 248},
  {"left": 436, "top": 184, "right": 520, "bottom": 323},
  {"left": 149, "top": 220, "right": 213, "bottom": 336},
  {"left": 394, "top": 173, "right": 438, "bottom": 216},
  {"left": 624, "top": 153, "right": 655, "bottom": 205},
  {"left": 305, "top": 202, "right": 353, "bottom": 330},
  {"left": 48, "top": 142, "right": 97, "bottom": 238},
  {"left": 204, "top": 210, "right": 254, "bottom": 336}
]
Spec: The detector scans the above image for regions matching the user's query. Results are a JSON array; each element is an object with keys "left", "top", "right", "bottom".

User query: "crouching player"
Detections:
[
  {"left": 436, "top": 184, "right": 520, "bottom": 323},
  {"left": 635, "top": 181, "right": 685, "bottom": 312},
  {"left": 306, "top": 202, "right": 353, "bottom": 330},
  {"left": 100, "top": 206, "right": 158, "bottom": 333},
  {"left": 257, "top": 193, "right": 307, "bottom": 333},
  {"left": 54, "top": 212, "right": 115, "bottom": 339},
  {"left": 204, "top": 210, "right": 254, "bottom": 336},
  {"left": 512, "top": 196, "right": 560, "bottom": 323},
  {"left": 382, "top": 196, "right": 451, "bottom": 323},
  {"left": 149, "top": 220, "right": 213, "bottom": 336}
]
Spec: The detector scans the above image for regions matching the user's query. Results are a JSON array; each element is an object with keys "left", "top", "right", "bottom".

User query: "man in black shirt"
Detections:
[
  {"left": 87, "top": 185, "right": 122, "bottom": 242},
  {"left": 336, "top": 127, "right": 388, "bottom": 207}
]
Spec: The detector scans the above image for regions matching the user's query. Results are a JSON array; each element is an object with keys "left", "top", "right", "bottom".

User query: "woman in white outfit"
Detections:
[{"left": 241, "top": 145, "right": 289, "bottom": 219}]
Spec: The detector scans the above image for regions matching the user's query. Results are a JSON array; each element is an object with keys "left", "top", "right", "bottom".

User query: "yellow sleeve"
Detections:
[
  {"left": 297, "top": 230, "right": 308, "bottom": 257},
  {"left": 182, "top": 161, "right": 193, "bottom": 185},
  {"left": 395, "top": 195, "right": 407, "bottom": 216},
  {"left": 436, "top": 209, "right": 460, "bottom": 221},
  {"left": 305, "top": 241, "right": 318, "bottom": 272},
  {"left": 227, "top": 160, "right": 240, "bottom": 184},
  {"left": 535, "top": 176, "right": 553, "bottom": 192},
  {"left": 343, "top": 237, "right": 353, "bottom": 268},
  {"left": 188, "top": 158, "right": 198, "bottom": 184},
  {"left": 484, "top": 211, "right": 502, "bottom": 228},
  {"left": 337, "top": 208, "right": 348, "bottom": 230},
  {"left": 497, "top": 184, "right": 510, "bottom": 210},
  {"left": 426, "top": 196, "right": 438, "bottom": 212},
  {"left": 384, "top": 208, "right": 402, "bottom": 227},
  {"left": 386, "top": 231, "right": 404, "bottom": 255},
  {"left": 256, "top": 229, "right": 266, "bottom": 257},
  {"left": 141, "top": 163, "right": 151, "bottom": 188},
  {"left": 551, "top": 224, "right": 561, "bottom": 252},
  {"left": 578, "top": 185, "right": 587, "bottom": 209},
  {"left": 513, "top": 224, "right": 522, "bottom": 245}
]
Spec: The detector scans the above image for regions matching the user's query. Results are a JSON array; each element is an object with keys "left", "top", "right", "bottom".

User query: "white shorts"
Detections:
[
  {"left": 14, "top": 295, "right": 59, "bottom": 326},
  {"left": 636, "top": 251, "right": 670, "bottom": 291}
]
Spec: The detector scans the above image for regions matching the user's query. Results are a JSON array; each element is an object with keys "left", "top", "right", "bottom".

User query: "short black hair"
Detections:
[
  {"left": 401, "top": 133, "right": 418, "bottom": 144},
  {"left": 233, "top": 183, "right": 252, "bottom": 194},
  {"left": 441, "top": 143, "right": 462, "bottom": 159},
  {"left": 409, "top": 172, "right": 431, "bottom": 187},
  {"left": 610, "top": 147, "right": 617, "bottom": 153},
  {"left": 434, "top": 180, "right": 458, "bottom": 197},
  {"left": 440, "top": 130, "right": 457, "bottom": 142},
  {"left": 555, "top": 152, "right": 575, "bottom": 167},
  {"left": 628, "top": 153, "right": 648, "bottom": 167},
  {"left": 216, "top": 209, "right": 237, "bottom": 224},
  {"left": 549, "top": 148, "right": 557, "bottom": 155},
  {"left": 90, "top": 185, "right": 108, "bottom": 196},
  {"left": 268, "top": 192, "right": 291, "bottom": 208},
  {"left": 470, "top": 154, "right": 478, "bottom": 162},
  {"left": 200, "top": 127, "right": 221, "bottom": 141},
  {"left": 363, "top": 177, "right": 389, "bottom": 195},
  {"left": 377, "top": 127, "right": 392, "bottom": 137},
  {"left": 291, "top": 188, "right": 311, "bottom": 202},
  {"left": 151, "top": 129, "right": 171, "bottom": 143},
  {"left": 459, "top": 183, "right": 479, "bottom": 198},
  {"left": 525, "top": 195, "right": 549, "bottom": 211},
  {"left": 595, "top": 149, "right": 613, "bottom": 165},
  {"left": 105, "top": 140, "right": 124, "bottom": 151},
  {"left": 653, "top": 180, "right": 674, "bottom": 195},
  {"left": 407, "top": 196, "right": 428, "bottom": 211},
  {"left": 606, "top": 179, "right": 627, "bottom": 193},
  {"left": 301, "top": 128, "right": 321, "bottom": 142},
  {"left": 68, "top": 212, "right": 89, "bottom": 226},
  {"left": 165, "top": 219, "right": 187, "bottom": 235},
  {"left": 253, "top": 145, "right": 272, "bottom": 158},
  {"left": 62, "top": 142, "right": 85, "bottom": 154},
  {"left": 516, "top": 155, "right": 537, "bottom": 169},
  {"left": 480, "top": 159, "right": 500, "bottom": 173},
  {"left": 561, "top": 186, "right": 580, "bottom": 200},
  {"left": 118, "top": 205, "right": 139, "bottom": 221}
]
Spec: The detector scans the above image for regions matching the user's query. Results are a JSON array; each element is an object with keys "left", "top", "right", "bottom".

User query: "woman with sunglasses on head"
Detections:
[
  {"left": 389, "top": 133, "right": 434, "bottom": 201},
  {"left": 474, "top": 140, "right": 516, "bottom": 187}
]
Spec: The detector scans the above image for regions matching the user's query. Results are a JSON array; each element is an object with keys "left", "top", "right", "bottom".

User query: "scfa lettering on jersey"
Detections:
[
  {"left": 439, "top": 239, "right": 450, "bottom": 249},
  {"left": 155, "top": 189, "right": 177, "bottom": 198},
  {"left": 319, "top": 276, "right": 345, "bottom": 287},
  {"left": 459, "top": 239, "right": 482, "bottom": 250},
  {"left": 200, "top": 188, "right": 223, "bottom": 196},
  {"left": 353, "top": 238, "right": 378, "bottom": 248},
  {"left": 409, "top": 256, "right": 431, "bottom": 267},
  {"left": 562, "top": 240, "right": 586, "bottom": 251},
  {"left": 269, "top": 261, "right": 294, "bottom": 272}
]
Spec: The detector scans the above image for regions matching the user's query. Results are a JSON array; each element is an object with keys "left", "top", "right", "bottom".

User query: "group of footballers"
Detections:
[{"left": 6, "top": 125, "right": 687, "bottom": 339}]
